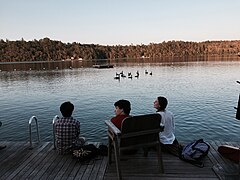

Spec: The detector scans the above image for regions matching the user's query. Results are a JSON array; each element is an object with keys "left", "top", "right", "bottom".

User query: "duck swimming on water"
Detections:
[{"left": 135, "top": 71, "right": 139, "bottom": 78}]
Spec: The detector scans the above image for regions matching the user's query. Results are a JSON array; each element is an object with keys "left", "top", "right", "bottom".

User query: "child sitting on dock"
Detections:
[
  {"left": 111, "top": 99, "right": 139, "bottom": 154},
  {"left": 111, "top": 99, "right": 131, "bottom": 130},
  {"left": 55, "top": 101, "right": 85, "bottom": 155},
  {"left": 154, "top": 96, "right": 181, "bottom": 157}
]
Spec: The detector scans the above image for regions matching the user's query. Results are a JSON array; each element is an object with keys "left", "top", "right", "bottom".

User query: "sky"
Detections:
[{"left": 1, "top": 0, "right": 240, "bottom": 45}]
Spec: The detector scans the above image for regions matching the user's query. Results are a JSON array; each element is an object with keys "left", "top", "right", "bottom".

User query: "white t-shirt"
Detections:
[{"left": 157, "top": 110, "right": 175, "bottom": 144}]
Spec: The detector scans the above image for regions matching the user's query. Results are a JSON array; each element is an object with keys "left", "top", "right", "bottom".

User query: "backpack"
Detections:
[
  {"left": 98, "top": 144, "right": 108, "bottom": 156},
  {"left": 72, "top": 144, "right": 108, "bottom": 164},
  {"left": 180, "top": 139, "right": 210, "bottom": 167},
  {"left": 72, "top": 144, "right": 99, "bottom": 163}
]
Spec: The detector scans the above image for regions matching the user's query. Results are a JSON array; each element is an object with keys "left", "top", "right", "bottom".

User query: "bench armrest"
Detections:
[{"left": 105, "top": 120, "right": 121, "bottom": 136}]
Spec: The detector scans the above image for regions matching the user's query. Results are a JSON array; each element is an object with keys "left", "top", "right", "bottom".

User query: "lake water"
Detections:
[{"left": 0, "top": 60, "right": 239, "bottom": 144}]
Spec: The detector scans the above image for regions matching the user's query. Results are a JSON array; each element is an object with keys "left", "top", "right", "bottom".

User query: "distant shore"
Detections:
[
  {"left": 1, "top": 38, "right": 240, "bottom": 63},
  {"left": 0, "top": 56, "right": 239, "bottom": 72}
]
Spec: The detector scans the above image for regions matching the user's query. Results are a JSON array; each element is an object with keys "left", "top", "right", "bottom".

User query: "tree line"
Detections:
[{"left": 0, "top": 38, "right": 240, "bottom": 62}]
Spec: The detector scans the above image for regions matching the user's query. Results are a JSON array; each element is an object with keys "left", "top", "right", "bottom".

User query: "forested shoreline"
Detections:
[{"left": 0, "top": 38, "right": 240, "bottom": 62}]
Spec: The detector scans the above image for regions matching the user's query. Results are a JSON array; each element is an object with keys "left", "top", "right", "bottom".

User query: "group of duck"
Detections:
[{"left": 114, "top": 70, "right": 152, "bottom": 80}]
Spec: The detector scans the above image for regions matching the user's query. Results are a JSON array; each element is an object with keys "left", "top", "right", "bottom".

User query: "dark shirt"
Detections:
[
  {"left": 54, "top": 116, "right": 80, "bottom": 154},
  {"left": 111, "top": 114, "right": 129, "bottom": 130}
]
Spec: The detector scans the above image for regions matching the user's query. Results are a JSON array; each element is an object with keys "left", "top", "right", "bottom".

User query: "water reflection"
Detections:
[
  {"left": 0, "top": 60, "right": 239, "bottom": 143},
  {"left": 0, "top": 56, "right": 239, "bottom": 71}
]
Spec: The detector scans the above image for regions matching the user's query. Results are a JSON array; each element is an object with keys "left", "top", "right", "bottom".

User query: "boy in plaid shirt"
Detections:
[{"left": 55, "top": 101, "right": 85, "bottom": 154}]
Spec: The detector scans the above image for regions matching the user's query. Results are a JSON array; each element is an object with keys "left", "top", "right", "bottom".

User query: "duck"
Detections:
[
  {"left": 114, "top": 75, "right": 120, "bottom": 80},
  {"left": 119, "top": 71, "right": 126, "bottom": 77},
  {"left": 135, "top": 71, "right": 139, "bottom": 78},
  {"left": 128, "top": 74, "right": 133, "bottom": 79},
  {"left": 121, "top": 74, "right": 126, "bottom": 78}
]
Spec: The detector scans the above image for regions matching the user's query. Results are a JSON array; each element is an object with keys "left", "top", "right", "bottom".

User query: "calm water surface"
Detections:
[{"left": 0, "top": 61, "right": 239, "bottom": 143}]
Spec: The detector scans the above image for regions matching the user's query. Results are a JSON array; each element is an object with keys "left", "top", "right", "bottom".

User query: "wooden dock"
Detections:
[
  {"left": 93, "top": 64, "right": 114, "bottom": 68},
  {"left": 0, "top": 141, "right": 239, "bottom": 180}
]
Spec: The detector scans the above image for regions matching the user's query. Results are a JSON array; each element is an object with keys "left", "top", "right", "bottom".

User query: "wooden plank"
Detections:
[
  {"left": 0, "top": 141, "right": 18, "bottom": 162},
  {"left": 58, "top": 157, "right": 78, "bottom": 180},
  {"left": 212, "top": 141, "right": 237, "bottom": 170},
  {"left": 15, "top": 142, "right": 52, "bottom": 179},
  {"left": 39, "top": 149, "right": 66, "bottom": 179},
  {"left": 62, "top": 161, "right": 81, "bottom": 180},
  {"left": 43, "top": 153, "right": 69, "bottom": 179},
  {"left": 104, "top": 173, "right": 219, "bottom": 180},
  {"left": 0, "top": 142, "right": 28, "bottom": 164},
  {"left": 1, "top": 141, "right": 238, "bottom": 179},
  {"left": 206, "top": 141, "right": 239, "bottom": 180},
  {"left": 24, "top": 144, "right": 55, "bottom": 179},
  {"left": 33, "top": 146, "right": 60, "bottom": 179},
  {"left": 105, "top": 144, "right": 217, "bottom": 179},
  {"left": 72, "top": 161, "right": 88, "bottom": 179},
  {"left": 80, "top": 161, "right": 95, "bottom": 179},
  {"left": 88, "top": 157, "right": 104, "bottom": 180},
  {"left": 5, "top": 142, "right": 51, "bottom": 180},
  {"left": 53, "top": 155, "right": 75, "bottom": 180},
  {"left": 96, "top": 156, "right": 108, "bottom": 180},
  {"left": 0, "top": 142, "right": 36, "bottom": 178}
]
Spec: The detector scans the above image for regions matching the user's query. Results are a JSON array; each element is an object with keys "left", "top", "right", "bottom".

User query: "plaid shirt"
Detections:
[{"left": 55, "top": 117, "right": 80, "bottom": 154}]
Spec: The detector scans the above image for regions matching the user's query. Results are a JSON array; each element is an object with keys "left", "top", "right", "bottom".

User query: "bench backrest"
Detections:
[{"left": 120, "top": 113, "right": 162, "bottom": 148}]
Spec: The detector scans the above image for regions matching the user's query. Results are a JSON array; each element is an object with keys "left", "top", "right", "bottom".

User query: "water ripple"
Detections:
[{"left": 0, "top": 61, "right": 240, "bottom": 143}]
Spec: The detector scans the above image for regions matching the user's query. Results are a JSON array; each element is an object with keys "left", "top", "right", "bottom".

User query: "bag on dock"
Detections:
[
  {"left": 72, "top": 144, "right": 108, "bottom": 163},
  {"left": 180, "top": 139, "right": 210, "bottom": 167},
  {"left": 72, "top": 144, "right": 98, "bottom": 163},
  {"left": 98, "top": 144, "right": 108, "bottom": 156}
]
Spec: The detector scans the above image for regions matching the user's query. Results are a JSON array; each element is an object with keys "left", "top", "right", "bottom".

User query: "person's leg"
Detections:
[
  {"left": 161, "top": 139, "right": 182, "bottom": 157},
  {"left": 79, "top": 136, "right": 86, "bottom": 145},
  {"left": 75, "top": 136, "right": 86, "bottom": 147},
  {"left": 0, "top": 145, "right": 6, "bottom": 150},
  {"left": 0, "top": 121, "right": 6, "bottom": 150}
]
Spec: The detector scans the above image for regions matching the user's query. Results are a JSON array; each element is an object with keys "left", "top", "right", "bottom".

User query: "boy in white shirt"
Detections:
[{"left": 154, "top": 96, "right": 181, "bottom": 157}]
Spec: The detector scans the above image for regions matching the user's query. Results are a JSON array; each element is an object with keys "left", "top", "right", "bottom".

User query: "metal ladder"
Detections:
[
  {"left": 29, "top": 116, "right": 40, "bottom": 149},
  {"left": 52, "top": 115, "right": 59, "bottom": 149}
]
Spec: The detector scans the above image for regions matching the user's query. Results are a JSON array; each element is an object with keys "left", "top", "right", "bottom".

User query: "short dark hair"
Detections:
[
  {"left": 114, "top": 99, "right": 131, "bottom": 115},
  {"left": 60, "top": 101, "right": 74, "bottom": 117},
  {"left": 157, "top": 96, "right": 168, "bottom": 111}
]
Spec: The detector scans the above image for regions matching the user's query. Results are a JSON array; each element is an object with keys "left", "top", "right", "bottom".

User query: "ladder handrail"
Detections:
[
  {"left": 52, "top": 115, "right": 59, "bottom": 149},
  {"left": 29, "top": 116, "right": 40, "bottom": 149}
]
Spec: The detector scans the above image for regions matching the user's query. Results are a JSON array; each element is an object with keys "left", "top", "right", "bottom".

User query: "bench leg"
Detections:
[
  {"left": 108, "top": 136, "right": 112, "bottom": 164},
  {"left": 157, "top": 143, "right": 164, "bottom": 173},
  {"left": 113, "top": 139, "right": 122, "bottom": 180}
]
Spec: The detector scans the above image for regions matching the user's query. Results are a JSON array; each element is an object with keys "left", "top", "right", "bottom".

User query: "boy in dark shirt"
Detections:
[{"left": 55, "top": 101, "right": 85, "bottom": 154}]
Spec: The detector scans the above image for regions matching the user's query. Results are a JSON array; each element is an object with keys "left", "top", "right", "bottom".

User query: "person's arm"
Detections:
[
  {"left": 172, "top": 114, "right": 175, "bottom": 133},
  {"left": 76, "top": 121, "right": 80, "bottom": 137}
]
